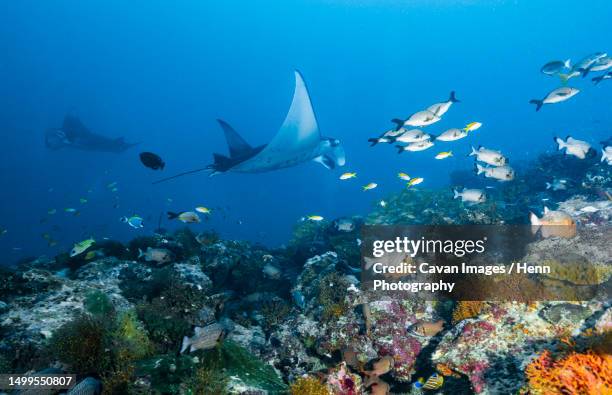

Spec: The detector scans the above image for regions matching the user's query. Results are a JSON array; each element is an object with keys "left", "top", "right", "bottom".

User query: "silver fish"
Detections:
[
  {"left": 530, "top": 87, "right": 580, "bottom": 111},
  {"left": 555, "top": 136, "right": 591, "bottom": 159},
  {"left": 453, "top": 188, "right": 486, "bottom": 204},
  {"left": 181, "top": 323, "right": 225, "bottom": 353},
  {"left": 540, "top": 59, "right": 571, "bottom": 75},
  {"left": 426, "top": 91, "right": 459, "bottom": 117},
  {"left": 476, "top": 163, "right": 515, "bottom": 181}
]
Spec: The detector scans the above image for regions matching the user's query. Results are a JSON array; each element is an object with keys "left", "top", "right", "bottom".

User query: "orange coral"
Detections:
[
  {"left": 525, "top": 350, "right": 612, "bottom": 395},
  {"left": 451, "top": 301, "right": 485, "bottom": 324}
]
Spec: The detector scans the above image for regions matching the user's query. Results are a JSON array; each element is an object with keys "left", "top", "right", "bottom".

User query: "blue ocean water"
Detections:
[{"left": 0, "top": 0, "right": 610, "bottom": 264}]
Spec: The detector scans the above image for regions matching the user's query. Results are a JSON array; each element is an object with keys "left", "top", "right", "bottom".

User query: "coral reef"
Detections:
[
  {"left": 0, "top": 149, "right": 609, "bottom": 394},
  {"left": 525, "top": 349, "right": 612, "bottom": 394}
]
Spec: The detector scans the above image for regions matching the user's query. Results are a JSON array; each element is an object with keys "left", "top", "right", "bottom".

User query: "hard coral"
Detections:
[
  {"left": 290, "top": 376, "right": 331, "bottom": 395},
  {"left": 525, "top": 349, "right": 612, "bottom": 394},
  {"left": 452, "top": 301, "right": 485, "bottom": 324}
]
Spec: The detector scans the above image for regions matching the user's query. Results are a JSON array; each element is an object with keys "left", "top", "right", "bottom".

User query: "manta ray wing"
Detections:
[
  {"left": 217, "top": 119, "right": 254, "bottom": 158},
  {"left": 230, "top": 70, "right": 321, "bottom": 172}
]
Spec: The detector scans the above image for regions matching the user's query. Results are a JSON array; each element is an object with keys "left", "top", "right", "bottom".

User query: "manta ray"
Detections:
[
  {"left": 154, "top": 70, "right": 345, "bottom": 184},
  {"left": 45, "top": 115, "right": 137, "bottom": 153}
]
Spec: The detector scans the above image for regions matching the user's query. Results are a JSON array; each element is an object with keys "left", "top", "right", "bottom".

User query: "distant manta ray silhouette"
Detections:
[
  {"left": 153, "top": 70, "right": 345, "bottom": 184},
  {"left": 45, "top": 115, "right": 137, "bottom": 153}
]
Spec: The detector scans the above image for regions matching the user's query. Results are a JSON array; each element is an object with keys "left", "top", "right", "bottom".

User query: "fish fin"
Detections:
[
  {"left": 545, "top": 182, "right": 551, "bottom": 189},
  {"left": 564, "top": 59, "right": 571, "bottom": 69},
  {"left": 602, "top": 149, "right": 606, "bottom": 162},
  {"left": 529, "top": 212, "right": 540, "bottom": 226},
  {"left": 216, "top": 119, "right": 253, "bottom": 158},
  {"left": 396, "top": 145, "right": 404, "bottom": 154},
  {"left": 453, "top": 189, "right": 460, "bottom": 199},
  {"left": 529, "top": 99, "right": 543, "bottom": 112},
  {"left": 558, "top": 73, "right": 570, "bottom": 84},
  {"left": 449, "top": 91, "right": 460, "bottom": 103},
  {"left": 194, "top": 326, "right": 204, "bottom": 335},
  {"left": 469, "top": 146, "right": 478, "bottom": 156},
  {"left": 592, "top": 75, "right": 602, "bottom": 84},
  {"left": 368, "top": 138, "right": 379, "bottom": 146},
  {"left": 391, "top": 118, "right": 404, "bottom": 131},
  {"left": 555, "top": 137, "right": 566, "bottom": 150},
  {"left": 544, "top": 206, "right": 550, "bottom": 214},
  {"left": 475, "top": 163, "right": 485, "bottom": 175},
  {"left": 138, "top": 248, "right": 144, "bottom": 258},
  {"left": 167, "top": 211, "right": 179, "bottom": 220},
  {"left": 313, "top": 155, "right": 335, "bottom": 169},
  {"left": 180, "top": 336, "right": 190, "bottom": 353}
]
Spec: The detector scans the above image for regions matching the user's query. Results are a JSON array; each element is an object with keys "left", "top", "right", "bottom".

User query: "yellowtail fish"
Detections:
[
  {"left": 111, "top": 188, "right": 119, "bottom": 193},
  {"left": 79, "top": 198, "right": 88, "bottom": 204},
  {"left": 306, "top": 215, "right": 324, "bottom": 221},
  {"left": 47, "top": 209, "right": 57, "bottom": 215},
  {"left": 1, "top": 228, "right": 7, "bottom": 236},
  {"left": 339, "top": 172, "right": 357, "bottom": 180},
  {"left": 363, "top": 183, "right": 378, "bottom": 191},
  {"left": 407, "top": 177, "right": 424, "bottom": 187},
  {"left": 195, "top": 206, "right": 211, "bottom": 214},
  {"left": 107, "top": 182, "right": 118, "bottom": 189},
  {"left": 84, "top": 251, "right": 97, "bottom": 260},
  {"left": 398, "top": 172, "right": 411, "bottom": 181},
  {"left": 435, "top": 151, "right": 453, "bottom": 160},
  {"left": 423, "top": 373, "right": 444, "bottom": 390},
  {"left": 64, "top": 208, "right": 77, "bottom": 213},
  {"left": 463, "top": 122, "right": 482, "bottom": 132},
  {"left": 70, "top": 238, "right": 95, "bottom": 257}
]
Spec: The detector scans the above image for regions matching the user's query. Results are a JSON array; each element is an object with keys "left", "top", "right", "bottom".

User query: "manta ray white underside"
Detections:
[{"left": 219, "top": 70, "right": 345, "bottom": 173}]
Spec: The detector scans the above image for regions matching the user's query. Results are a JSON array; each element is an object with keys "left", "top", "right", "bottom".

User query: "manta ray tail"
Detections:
[{"left": 152, "top": 167, "right": 210, "bottom": 184}]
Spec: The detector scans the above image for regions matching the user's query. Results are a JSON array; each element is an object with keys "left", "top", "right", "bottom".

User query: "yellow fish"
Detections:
[
  {"left": 435, "top": 151, "right": 453, "bottom": 160},
  {"left": 85, "top": 251, "right": 97, "bottom": 260},
  {"left": 70, "top": 238, "right": 95, "bottom": 257},
  {"left": 423, "top": 373, "right": 444, "bottom": 390},
  {"left": 407, "top": 177, "right": 424, "bottom": 187},
  {"left": 363, "top": 182, "right": 378, "bottom": 191},
  {"left": 463, "top": 122, "right": 482, "bottom": 132},
  {"left": 195, "top": 206, "right": 211, "bottom": 214},
  {"left": 64, "top": 208, "right": 77, "bottom": 213},
  {"left": 306, "top": 215, "right": 324, "bottom": 221},
  {"left": 398, "top": 172, "right": 411, "bottom": 181},
  {"left": 339, "top": 172, "right": 357, "bottom": 180}
]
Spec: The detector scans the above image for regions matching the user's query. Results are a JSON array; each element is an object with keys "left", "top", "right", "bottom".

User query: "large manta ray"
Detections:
[
  {"left": 45, "top": 115, "right": 137, "bottom": 153},
  {"left": 154, "top": 71, "right": 345, "bottom": 184}
]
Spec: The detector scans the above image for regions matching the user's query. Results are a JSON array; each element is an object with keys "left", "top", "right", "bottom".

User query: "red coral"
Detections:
[{"left": 526, "top": 349, "right": 612, "bottom": 394}]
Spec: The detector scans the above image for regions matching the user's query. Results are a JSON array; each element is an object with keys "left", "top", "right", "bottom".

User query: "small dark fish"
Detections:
[{"left": 139, "top": 152, "right": 165, "bottom": 170}]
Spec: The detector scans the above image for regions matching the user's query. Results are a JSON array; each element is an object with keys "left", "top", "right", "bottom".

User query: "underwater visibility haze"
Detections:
[{"left": 0, "top": 1, "right": 611, "bottom": 394}]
